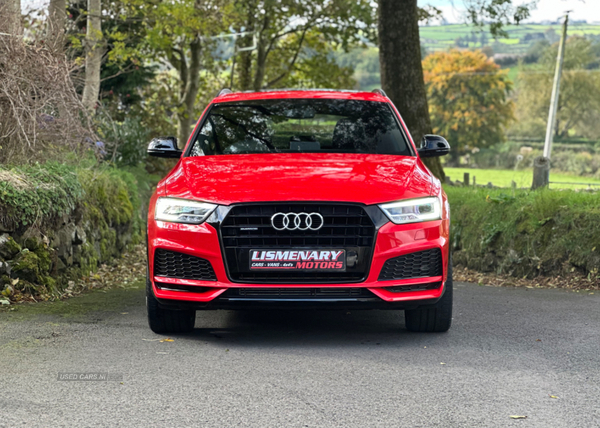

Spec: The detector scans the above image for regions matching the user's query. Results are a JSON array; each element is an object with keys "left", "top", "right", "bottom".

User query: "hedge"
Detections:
[{"left": 447, "top": 186, "right": 600, "bottom": 278}]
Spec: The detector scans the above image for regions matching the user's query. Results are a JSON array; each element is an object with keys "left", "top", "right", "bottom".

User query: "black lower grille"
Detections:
[
  {"left": 378, "top": 249, "right": 443, "bottom": 280},
  {"left": 220, "top": 203, "right": 376, "bottom": 283},
  {"left": 154, "top": 249, "right": 217, "bottom": 281},
  {"left": 223, "top": 287, "right": 374, "bottom": 299},
  {"left": 155, "top": 282, "right": 212, "bottom": 293},
  {"left": 384, "top": 282, "right": 442, "bottom": 292}
]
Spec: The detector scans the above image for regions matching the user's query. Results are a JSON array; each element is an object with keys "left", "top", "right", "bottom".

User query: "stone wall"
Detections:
[
  {"left": 0, "top": 164, "right": 144, "bottom": 303},
  {"left": 0, "top": 213, "right": 134, "bottom": 301}
]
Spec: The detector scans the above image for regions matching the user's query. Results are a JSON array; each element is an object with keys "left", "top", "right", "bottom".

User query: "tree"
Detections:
[
  {"left": 232, "top": 0, "right": 375, "bottom": 92},
  {"left": 378, "top": 0, "right": 445, "bottom": 179},
  {"left": 117, "top": 0, "right": 232, "bottom": 146},
  {"left": 377, "top": 0, "right": 532, "bottom": 180},
  {"left": 46, "top": 0, "right": 66, "bottom": 52},
  {"left": 81, "top": 0, "right": 103, "bottom": 113},
  {"left": 423, "top": 50, "right": 514, "bottom": 163},
  {"left": 514, "top": 37, "right": 600, "bottom": 140}
]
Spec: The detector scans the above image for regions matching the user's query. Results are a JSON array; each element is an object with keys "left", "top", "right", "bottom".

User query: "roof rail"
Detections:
[
  {"left": 372, "top": 88, "right": 387, "bottom": 97},
  {"left": 216, "top": 88, "right": 233, "bottom": 97}
]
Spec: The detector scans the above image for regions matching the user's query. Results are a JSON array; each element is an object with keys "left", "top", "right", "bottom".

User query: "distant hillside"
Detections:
[
  {"left": 420, "top": 23, "right": 600, "bottom": 54},
  {"left": 337, "top": 23, "right": 600, "bottom": 90}
]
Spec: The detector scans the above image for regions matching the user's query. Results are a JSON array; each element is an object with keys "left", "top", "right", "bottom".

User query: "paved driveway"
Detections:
[{"left": 0, "top": 282, "right": 598, "bottom": 427}]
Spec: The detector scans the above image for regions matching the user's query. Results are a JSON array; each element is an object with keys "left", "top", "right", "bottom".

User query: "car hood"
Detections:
[{"left": 164, "top": 153, "right": 433, "bottom": 205}]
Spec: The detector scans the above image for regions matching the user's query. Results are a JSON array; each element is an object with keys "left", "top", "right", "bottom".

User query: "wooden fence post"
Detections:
[
  {"left": 463, "top": 172, "right": 470, "bottom": 186},
  {"left": 532, "top": 156, "right": 550, "bottom": 190}
]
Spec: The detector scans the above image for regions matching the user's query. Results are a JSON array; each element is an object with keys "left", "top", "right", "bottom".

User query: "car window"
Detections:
[{"left": 189, "top": 98, "right": 412, "bottom": 156}]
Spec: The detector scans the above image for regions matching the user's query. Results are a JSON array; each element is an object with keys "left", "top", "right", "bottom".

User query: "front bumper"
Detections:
[{"left": 148, "top": 216, "right": 450, "bottom": 309}]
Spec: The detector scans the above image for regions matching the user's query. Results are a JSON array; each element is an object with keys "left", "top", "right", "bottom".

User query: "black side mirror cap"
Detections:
[
  {"left": 418, "top": 134, "right": 450, "bottom": 158},
  {"left": 147, "top": 137, "right": 182, "bottom": 158}
]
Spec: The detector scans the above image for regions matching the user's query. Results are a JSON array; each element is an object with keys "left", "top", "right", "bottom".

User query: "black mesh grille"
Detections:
[
  {"left": 383, "top": 282, "right": 442, "bottom": 292},
  {"left": 155, "top": 282, "right": 212, "bottom": 293},
  {"left": 154, "top": 249, "right": 217, "bottom": 281},
  {"left": 378, "top": 249, "right": 443, "bottom": 281},
  {"left": 220, "top": 203, "right": 376, "bottom": 283},
  {"left": 223, "top": 287, "right": 374, "bottom": 299}
]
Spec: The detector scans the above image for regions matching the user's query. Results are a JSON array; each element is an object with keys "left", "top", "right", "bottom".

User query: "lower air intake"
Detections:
[
  {"left": 154, "top": 249, "right": 217, "bottom": 281},
  {"left": 378, "top": 248, "right": 443, "bottom": 280}
]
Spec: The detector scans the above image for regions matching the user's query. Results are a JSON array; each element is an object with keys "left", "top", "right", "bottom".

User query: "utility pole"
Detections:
[
  {"left": 532, "top": 12, "right": 569, "bottom": 190},
  {"left": 543, "top": 13, "right": 569, "bottom": 159}
]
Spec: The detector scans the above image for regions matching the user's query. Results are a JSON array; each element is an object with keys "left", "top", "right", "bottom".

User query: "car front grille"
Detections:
[
  {"left": 153, "top": 249, "right": 217, "bottom": 281},
  {"left": 220, "top": 203, "right": 376, "bottom": 283},
  {"left": 222, "top": 287, "right": 374, "bottom": 299},
  {"left": 378, "top": 249, "right": 443, "bottom": 281}
]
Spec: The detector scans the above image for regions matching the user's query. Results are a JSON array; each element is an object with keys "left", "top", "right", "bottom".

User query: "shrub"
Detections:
[{"left": 0, "top": 31, "right": 96, "bottom": 164}]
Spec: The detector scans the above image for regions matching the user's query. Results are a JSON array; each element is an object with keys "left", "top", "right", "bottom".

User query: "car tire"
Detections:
[
  {"left": 404, "top": 253, "right": 453, "bottom": 333},
  {"left": 146, "top": 274, "right": 195, "bottom": 334}
]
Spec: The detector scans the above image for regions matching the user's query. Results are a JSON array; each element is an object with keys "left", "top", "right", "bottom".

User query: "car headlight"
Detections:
[
  {"left": 155, "top": 197, "right": 217, "bottom": 224},
  {"left": 379, "top": 197, "right": 441, "bottom": 224}
]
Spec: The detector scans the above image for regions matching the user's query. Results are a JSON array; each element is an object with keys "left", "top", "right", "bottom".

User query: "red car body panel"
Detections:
[
  {"left": 164, "top": 154, "right": 433, "bottom": 205},
  {"left": 148, "top": 90, "right": 450, "bottom": 308}
]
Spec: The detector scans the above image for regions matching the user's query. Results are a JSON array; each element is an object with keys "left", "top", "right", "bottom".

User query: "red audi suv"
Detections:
[{"left": 146, "top": 89, "right": 452, "bottom": 334}]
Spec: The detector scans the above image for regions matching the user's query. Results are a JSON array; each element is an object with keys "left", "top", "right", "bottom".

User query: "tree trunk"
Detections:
[
  {"left": 252, "top": 14, "right": 270, "bottom": 91},
  {"left": 176, "top": 39, "right": 203, "bottom": 148},
  {"left": 377, "top": 0, "right": 445, "bottom": 180},
  {"left": 2, "top": 0, "right": 22, "bottom": 35},
  {"left": 46, "top": 0, "right": 66, "bottom": 52},
  {"left": 81, "top": 0, "right": 103, "bottom": 114},
  {"left": 237, "top": 1, "right": 255, "bottom": 91}
]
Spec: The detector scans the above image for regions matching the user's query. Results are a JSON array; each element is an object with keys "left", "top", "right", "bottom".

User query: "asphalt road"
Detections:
[{"left": 0, "top": 282, "right": 599, "bottom": 428}]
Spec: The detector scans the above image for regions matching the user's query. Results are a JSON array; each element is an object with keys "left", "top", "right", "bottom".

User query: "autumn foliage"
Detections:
[{"left": 423, "top": 50, "right": 514, "bottom": 162}]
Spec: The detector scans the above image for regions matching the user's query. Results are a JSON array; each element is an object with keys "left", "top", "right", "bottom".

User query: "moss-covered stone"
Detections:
[
  {"left": 41, "top": 275, "right": 58, "bottom": 294},
  {"left": 33, "top": 246, "right": 52, "bottom": 273},
  {"left": 79, "top": 242, "right": 99, "bottom": 276},
  {"left": 23, "top": 237, "right": 41, "bottom": 251},
  {"left": 0, "top": 234, "right": 22, "bottom": 259},
  {"left": 11, "top": 251, "right": 41, "bottom": 283}
]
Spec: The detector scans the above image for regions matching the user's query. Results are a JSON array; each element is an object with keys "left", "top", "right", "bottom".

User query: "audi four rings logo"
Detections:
[{"left": 271, "top": 212, "right": 324, "bottom": 231}]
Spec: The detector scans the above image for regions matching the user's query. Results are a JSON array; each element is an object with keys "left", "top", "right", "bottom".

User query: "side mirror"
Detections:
[
  {"left": 418, "top": 134, "right": 450, "bottom": 158},
  {"left": 147, "top": 137, "right": 182, "bottom": 158}
]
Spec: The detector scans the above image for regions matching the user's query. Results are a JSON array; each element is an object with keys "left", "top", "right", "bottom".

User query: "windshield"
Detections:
[{"left": 188, "top": 98, "right": 412, "bottom": 156}]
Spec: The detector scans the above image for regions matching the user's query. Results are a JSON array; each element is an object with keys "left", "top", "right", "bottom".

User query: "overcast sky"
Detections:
[{"left": 22, "top": 0, "right": 600, "bottom": 24}]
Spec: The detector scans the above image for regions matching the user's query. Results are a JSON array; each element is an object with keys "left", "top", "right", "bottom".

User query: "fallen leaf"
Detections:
[
  {"left": 536, "top": 339, "right": 542, "bottom": 342},
  {"left": 120, "top": 312, "right": 128, "bottom": 315},
  {"left": 509, "top": 415, "right": 527, "bottom": 419},
  {"left": 440, "top": 362, "right": 446, "bottom": 365},
  {"left": 549, "top": 395, "right": 558, "bottom": 399},
  {"left": 160, "top": 338, "right": 174, "bottom": 342}
]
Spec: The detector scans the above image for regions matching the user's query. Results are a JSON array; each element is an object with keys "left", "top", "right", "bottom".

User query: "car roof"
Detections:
[{"left": 213, "top": 89, "right": 389, "bottom": 103}]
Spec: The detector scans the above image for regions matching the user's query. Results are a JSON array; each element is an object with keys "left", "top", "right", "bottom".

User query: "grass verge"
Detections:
[
  {"left": 446, "top": 186, "right": 600, "bottom": 282},
  {"left": 444, "top": 167, "right": 600, "bottom": 190}
]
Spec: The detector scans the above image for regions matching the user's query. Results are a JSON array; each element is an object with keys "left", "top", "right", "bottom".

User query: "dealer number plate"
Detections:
[{"left": 249, "top": 249, "right": 346, "bottom": 271}]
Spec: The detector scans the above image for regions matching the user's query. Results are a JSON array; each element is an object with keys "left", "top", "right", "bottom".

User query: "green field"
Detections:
[
  {"left": 444, "top": 167, "right": 600, "bottom": 190},
  {"left": 420, "top": 23, "right": 600, "bottom": 54}
]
